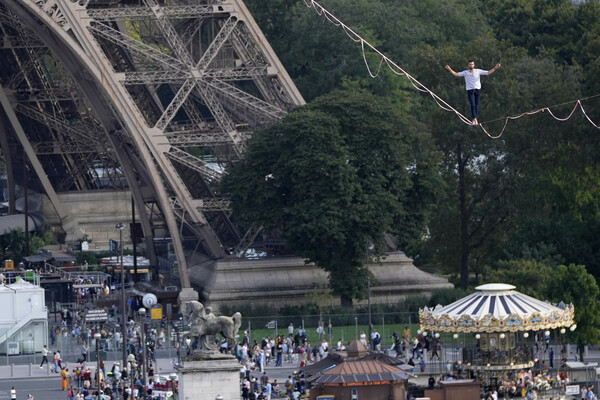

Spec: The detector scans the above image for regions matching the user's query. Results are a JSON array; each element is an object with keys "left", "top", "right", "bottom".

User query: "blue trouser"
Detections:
[{"left": 467, "top": 89, "right": 481, "bottom": 119}]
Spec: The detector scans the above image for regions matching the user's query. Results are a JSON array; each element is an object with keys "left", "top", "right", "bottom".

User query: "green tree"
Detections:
[
  {"left": 29, "top": 235, "right": 44, "bottom": 257},
  {"left": 482, "top": 259, "right": 552, "bottom": 300},
  {"left": 0, "top": 228, "right": 25, "bottom": 260},
  {"left": 222, "top": 90, "right": 437, "bottom": 304},
  {"left": 545, "top": 264, "right": 600, "bottom": 357}
]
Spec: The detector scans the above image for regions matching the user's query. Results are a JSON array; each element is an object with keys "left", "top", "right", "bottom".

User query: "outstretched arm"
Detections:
[
  {"left": 445, "top": 65, "right": 459, "bottom": 77},
  {"left": 487, "top": 63, "right": 501, "bottom": 75}
]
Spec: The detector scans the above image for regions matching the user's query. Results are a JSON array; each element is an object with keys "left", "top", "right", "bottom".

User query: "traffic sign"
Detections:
[
  {"left": 86, "top": 309, "right": 108, "bottom": 322},
  {"left": 143, "top": 293, "right": 158, "bottom": 308},
  {"left": 151, "top": 305, "right": 163, "bottom": 320},
  {"left": 566, "top": 385, "right": 580, "bottom": 395}
]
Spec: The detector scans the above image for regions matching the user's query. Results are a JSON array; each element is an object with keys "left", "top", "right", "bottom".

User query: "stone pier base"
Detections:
[{"left": 176, "top": 355, "right": 240, "bottom": 400}]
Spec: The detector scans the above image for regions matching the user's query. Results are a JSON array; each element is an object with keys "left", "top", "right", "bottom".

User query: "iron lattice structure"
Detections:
[{"left": 0, "top": 0, "right": 304, "bottom": 286}]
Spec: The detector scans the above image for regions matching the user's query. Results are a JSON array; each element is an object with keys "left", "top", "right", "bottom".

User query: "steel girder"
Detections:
[{"left": 0, "top": 0, "right": 303, "bottom": 287}]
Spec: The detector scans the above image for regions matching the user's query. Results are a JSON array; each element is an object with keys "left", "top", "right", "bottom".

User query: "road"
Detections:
[
  {"left": 0, "top": 377, "right": 67, "bottom": 400},
  {"left": 0, "top": 354, "right": 301, "bottom": 400}
]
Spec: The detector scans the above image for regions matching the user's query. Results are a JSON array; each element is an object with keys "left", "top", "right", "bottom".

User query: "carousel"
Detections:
[{"left": 419, "top": 283, "right": 576, "bottom": 396}]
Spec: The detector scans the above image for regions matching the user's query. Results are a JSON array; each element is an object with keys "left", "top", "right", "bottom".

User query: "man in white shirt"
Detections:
[
  {"left": 40, "top": 345, "right": 49, "bottom": 368},
  {"left": 445, "top": 60, "right": 501, "bottom": 125}
]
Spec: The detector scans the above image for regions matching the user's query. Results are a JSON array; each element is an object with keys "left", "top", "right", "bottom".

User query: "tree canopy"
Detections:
[{"left": 222, "top": 89, "right": 437, "bottom": 303}]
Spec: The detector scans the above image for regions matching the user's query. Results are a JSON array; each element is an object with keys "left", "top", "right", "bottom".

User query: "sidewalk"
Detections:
[{"left": 0, "top": 357, "right": 177, "bottom": 381}]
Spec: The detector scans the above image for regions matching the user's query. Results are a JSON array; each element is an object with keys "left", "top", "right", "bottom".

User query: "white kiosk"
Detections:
[{"left": 0, "top": 276, "right": 48, "bottom": 355}]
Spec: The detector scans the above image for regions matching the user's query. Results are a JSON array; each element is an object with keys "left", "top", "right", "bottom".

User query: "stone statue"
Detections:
[{"left": 184, "top": 300, "right": 242, "bottom": 354}]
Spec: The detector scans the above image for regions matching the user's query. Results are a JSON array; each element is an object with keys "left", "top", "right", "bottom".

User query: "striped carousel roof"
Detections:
[{"left": 419, "top": 283, "right": 575, "bottom": 333}]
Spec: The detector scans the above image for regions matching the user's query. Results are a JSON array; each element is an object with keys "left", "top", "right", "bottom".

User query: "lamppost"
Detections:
[
  {"left": 138, "top": 308, "right": 148, "bottom": 399},
  {"left": 94, "top": 332, "right": 101, "bottom": 399},
  {"left": 168, "top": 373, "right": 178, "bottom": 400},
  {"left": 366, "top": 242, "right": 374, "bottom": 351},
  {"left": 116, "top": 223, "right": 127, "bottom": 369}
]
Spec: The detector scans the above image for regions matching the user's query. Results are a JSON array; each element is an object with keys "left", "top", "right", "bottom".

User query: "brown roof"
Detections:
[
  {"left": 346, "top": 339, "right": 368, "bottom": 357},
  {"left": 359, "top": 352, "right": 406, "bottom": 366},
  {"left": 328, "top": 360, "right": 402, "bottom": 375},
  {"left": 308, "top": 359, "right": 409, "bottom": 384},
  {"left": 302, "top": 353, "right": 343, "bottom": 376}
]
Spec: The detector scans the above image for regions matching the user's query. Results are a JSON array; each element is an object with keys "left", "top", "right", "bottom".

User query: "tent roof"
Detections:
[
  {"left": 307, "top": 360, "right": 409, "bottom": 384},
  {"left": 24, "top": 250, "right": 76, "bottom": 263},
  {"left": 303, "top": 353, "right": 343, "bottom": 376},
  {"left": 419, "top": 283, "right": 575, "bottom": 333}
]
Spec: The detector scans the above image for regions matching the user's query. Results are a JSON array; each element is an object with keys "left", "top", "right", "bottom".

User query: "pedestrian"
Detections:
[
  {"left": 371, "top": 330, "right": 381, "bottom": 352},
  {"left": 61, "top": 368, "right": 69, "bottom": 390},
  {"left": 10, "top": 387, "right": 16, "bottom": 400},
  {"left": 263, "top": 378, "right": 272, "bottom": 400},
  {"left": 588, "top": 385, "right": 597, "bottom": 400},
  {"left": 52, "top": 352, "right": 59, "bottom": 373},
  {"left": 359, "top": 331, "right": 367, "bottom": 347},
  {"left": 81, "top": 342, "right": 88, "bottom": 363},
  {"left": 56, "top": 349, "right": 63, "bottom": 369},
  {"left": 67, "top": 386, "right": 75, "bottom": 400},
  {"left": 445, "top": 60, "right": 501, "bottom": 125},
  {"left": 275, "top": 338, "right": 283, "bottom": 367},
  {"left": 40, "top": 345, "right": 49, "bottom": 368},
  {"left": 285, "top": 375, "right": 293, "bottom": 398}
]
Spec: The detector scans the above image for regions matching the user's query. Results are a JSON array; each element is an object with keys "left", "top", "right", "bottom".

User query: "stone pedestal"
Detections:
[
  {"left": 178, "top": 287, "right": 199, "bottom": 308},
  {"left": 176, "top": 354, "right": 240, "bottom": 400}
]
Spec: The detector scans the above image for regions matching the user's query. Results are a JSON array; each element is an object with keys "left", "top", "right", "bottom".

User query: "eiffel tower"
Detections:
[{"left": 0, "top": 0, "right": 304, "bottom": 290}]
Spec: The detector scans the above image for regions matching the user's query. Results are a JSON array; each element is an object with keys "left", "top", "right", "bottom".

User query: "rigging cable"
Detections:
[
  {"left": 302, "top": 0, "right": 600, "bottom": 138},
  {"left": 477, "top": 94, "right": 600, "bottom": 138}
]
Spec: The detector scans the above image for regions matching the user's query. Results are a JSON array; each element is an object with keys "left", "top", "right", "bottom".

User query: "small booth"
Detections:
[
  {"left": 308, "top": 359, "right": 408, "bottom": 400},
  {"left": 0, "top": 276, "right": 48, "bottom": 354}
]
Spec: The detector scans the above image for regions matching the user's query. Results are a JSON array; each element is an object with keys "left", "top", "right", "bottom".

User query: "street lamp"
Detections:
[
  {"left": 127, "top": 353, "right": 136, "bottom": 392},
  {"left": 94, "top": 332, "right": 101, "bottom": 399},
  {"left": 138, "top": 308, "right": 148, "bottom": 399},
  {"left": 366, "top": 242, "right": 374, "bottom": 352},
  {"left": 116, "top": 222, "right": 127, "bottom": 369}
]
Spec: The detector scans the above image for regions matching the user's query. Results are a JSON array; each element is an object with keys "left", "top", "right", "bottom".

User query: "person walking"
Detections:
[
  {"left": 10, "top": 387, "right": 16, "bottom": 400},
  {"left": 40, "top": 345, "right": 49, "bottom": 368},
  {"left": 52, "top": 352, "right": 59, "bottom": 373},
  {"left": 445, "top": 60, "right": 501, "bottom": 125},
  {"left": 61, "top": 368, "right": 69, "bottom": 391},
  {"left": 56, "top": 349, "right": 63, "bottom": 369},
  {"left": 81, "top": 342, "right": 88, "bottom": 363}
]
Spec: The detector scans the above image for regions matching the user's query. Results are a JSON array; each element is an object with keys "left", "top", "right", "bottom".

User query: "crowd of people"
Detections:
[
  {"left": 42, "top": 301, "right": 174, "bottom": 400},
  {"left": 233, "top": 323, "right": 315, "bottom": 400}
]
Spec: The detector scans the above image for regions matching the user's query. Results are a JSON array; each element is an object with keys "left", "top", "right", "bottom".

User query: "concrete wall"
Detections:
[
  {"left": 41, "top": 190, "right": 134, "bottom": 247},
  {"left": 199, "top": 252, "right": 453, "bottom": 309}
]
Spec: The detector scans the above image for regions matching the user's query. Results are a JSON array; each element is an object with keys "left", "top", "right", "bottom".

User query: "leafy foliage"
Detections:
[
  {"left": 222, "top": 90, "right": 437, "bottom": 302},
  {"left": 545, "top": 264, "right": 600, "bottom": 346}
]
